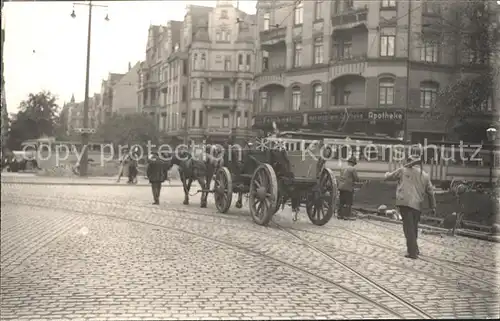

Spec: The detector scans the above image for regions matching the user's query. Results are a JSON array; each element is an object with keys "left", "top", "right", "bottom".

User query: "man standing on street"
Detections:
[
  {"left": 337, "top": 156, "right": 359, "bottom": 220},
  {"left": 147, "top": 151, "right": 166, "bottom": 205},
  {"left": 384, "top": 157, "right": 436, "bottom": 259}
]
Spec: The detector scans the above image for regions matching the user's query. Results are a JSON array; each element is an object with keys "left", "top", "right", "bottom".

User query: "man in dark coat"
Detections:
[{"left": 147, "top": 152, "right": 166, "bottom": 205}]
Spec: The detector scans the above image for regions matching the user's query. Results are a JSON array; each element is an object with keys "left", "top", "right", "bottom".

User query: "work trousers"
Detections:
[
  {"left": 151, "top": 182, "right": 162, "bottom": 203},
  {"left": 399, "top": 205, "right": 421, "bottom": 257},
  {"left": 338, "top": 190, "right": 354, "bottom": 218}
]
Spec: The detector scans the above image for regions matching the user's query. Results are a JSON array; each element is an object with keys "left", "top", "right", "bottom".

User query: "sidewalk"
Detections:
[{"left": 0, "top": 173, "right": 183, "bottom": 187}]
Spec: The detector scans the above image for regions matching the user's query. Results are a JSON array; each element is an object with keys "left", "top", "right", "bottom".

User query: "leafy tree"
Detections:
[
  {"left": 94, "top": 113, "right": 160, "bottom": 148},
  {"left": 6, "top": 91, "right": 60, "bottom": 150},
  {"left": 422, "top": 0, "right": 499, "bottom": 140}
]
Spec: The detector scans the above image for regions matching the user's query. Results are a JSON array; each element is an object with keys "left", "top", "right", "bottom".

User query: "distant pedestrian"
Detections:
[
  {"left": 147, "top": 151, "right": 166, "bottom": 205},
  {"left": 384, "top": 157, "right": 436, "bottom": 259},
  {"left": 337, "top": 156, "right": 359, "bottom": 220},
  {"left": 117, "top": 148, "right": 130, "bottom": 183}
]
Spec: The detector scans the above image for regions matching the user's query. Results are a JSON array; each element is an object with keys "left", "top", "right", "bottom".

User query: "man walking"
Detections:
[
  {"left": 147, "top": 151, "right": 166, "bottom": 205},
  {"left": 384, "top": 157, "right": 436, "bottom": 259},
  {"left": 337, "top": 156, "right": 359, "bottom": 220}
]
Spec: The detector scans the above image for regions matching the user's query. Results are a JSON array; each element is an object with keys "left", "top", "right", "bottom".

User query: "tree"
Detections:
[
  {"left": 422, "top": 0, "right": 499, "bottom": 140},
  {"left": 6, "top": 91, "right": 60, "bottom": 150},
  {"left": 94, "top": 113, "right": 160, "bottom": 147}
]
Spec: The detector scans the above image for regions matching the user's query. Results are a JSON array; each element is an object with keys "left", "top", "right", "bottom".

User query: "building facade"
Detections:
[
  {"left": 138, "top": 0, "right": 256, "bottom": 144},
  {"left": 253, "top": 0, "right": 496, "bottom": 143},
  {"left": 64, "top": 94, "right": 100, "bottom": 134},
  {"left": 96, "top": 72, "right": 125, "bottom": 126},
  {"left": 112, "top": 62, "right": 141, "bottom": 116}
]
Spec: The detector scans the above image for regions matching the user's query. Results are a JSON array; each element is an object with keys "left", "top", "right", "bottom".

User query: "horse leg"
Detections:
[
  {"left": 197, "top": 177, "right": 207, "bottom": 208},
  {"left": 236, "top": 192, "right": 243, "bottom": 208},
  {"left": 182, "top": 174, "right": 190, "bottom": 205}
]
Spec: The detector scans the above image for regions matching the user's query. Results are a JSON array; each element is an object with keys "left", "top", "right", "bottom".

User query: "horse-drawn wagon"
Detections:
[{"left": 213, "top": 135, "right": 338, "bottom": 226}]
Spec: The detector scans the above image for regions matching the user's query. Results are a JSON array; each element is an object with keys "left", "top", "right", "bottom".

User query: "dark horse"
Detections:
[{"left": 163, "top": 146, "right": 222, "bottom": 207}]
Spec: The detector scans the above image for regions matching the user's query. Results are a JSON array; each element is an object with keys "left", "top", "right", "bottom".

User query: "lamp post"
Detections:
[
  {"left": 71, "top": 1, "right": 109, "bottom": 177},
  {"left": 487, "top": 127, "right": 497, "bottom": 186}
]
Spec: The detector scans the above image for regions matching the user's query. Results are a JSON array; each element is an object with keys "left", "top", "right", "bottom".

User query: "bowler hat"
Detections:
[{"left": 347, "top": 156, "right": 357, "bottom": 165}]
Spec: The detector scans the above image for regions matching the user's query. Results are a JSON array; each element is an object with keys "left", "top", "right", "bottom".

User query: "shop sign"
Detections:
[
  {"left": 307, "top": 109, "right": 404, "bottom": 124},
  {"left": 254, "top": 114, "right": 303, "bottom": 126}
]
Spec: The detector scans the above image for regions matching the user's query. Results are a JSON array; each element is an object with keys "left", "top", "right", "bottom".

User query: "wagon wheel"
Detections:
[
  {"left": 249, "top": 163, "right": 278, "bottom": 226},
  {"left": 306, "top": 168, "right": 337, "bottom": 226},
  {"left": 214, "top": 167, "right": 233, "bottom": 213}
]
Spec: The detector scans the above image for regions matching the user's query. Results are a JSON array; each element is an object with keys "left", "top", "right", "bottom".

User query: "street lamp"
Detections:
[
  {"left": 71, "top": 1, "right": 109, "bottom": 177},
  {"left": 487, "top": 127, "right": 497, "bottom": 186}
]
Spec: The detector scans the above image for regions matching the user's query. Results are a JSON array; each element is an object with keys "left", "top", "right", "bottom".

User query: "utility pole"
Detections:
[
  {"left": 71, "top": 1, "right": 109, "bottom": 176},
  {"left": 404, "top": 0, "right": 412, "bottom": 143}
]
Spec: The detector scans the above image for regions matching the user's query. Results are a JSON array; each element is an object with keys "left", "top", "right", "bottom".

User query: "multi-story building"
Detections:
[
  {"left": 112, "top": 62, "right": 141, "bottom": 115},
  {"left": 253, "top": 0, "right": 496, "bottom": 143},
  {"left": 97, "top": 72, "right": 125, "bottom": 126},
  {"left": 65, "top": 94, "right": 100, "bottom": 134},
  {"left": 138, "top": 0, "right": 256, "bottom": 145}
]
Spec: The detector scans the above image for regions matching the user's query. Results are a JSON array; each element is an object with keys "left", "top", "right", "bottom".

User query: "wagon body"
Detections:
[{"left": 213, "top": 143, "right": 337, "bottom": 226}]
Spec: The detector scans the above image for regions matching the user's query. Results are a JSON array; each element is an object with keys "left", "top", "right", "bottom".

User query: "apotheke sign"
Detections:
[{"left": 368, "top": 111, "right": 403, "bottom": 121}]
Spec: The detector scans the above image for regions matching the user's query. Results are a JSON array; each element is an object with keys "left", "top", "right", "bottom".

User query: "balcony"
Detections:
[
  {"left": 260, "top": 27, "right": 286, "bottom": 49},
  {"left": 329, "top": 56, "right": 367, "bottom": 79},
  {"left": 204, "top": 99, "right": 237, "bottom": 109},
  {"left": 331, "top": 7, "right": 368, "bottom": 29},
  {"left": 190, "top": 70, "right": 238, "bottom": 81},
  {"left": 205, "top": 127, "right": 232, "bottom": 135}
]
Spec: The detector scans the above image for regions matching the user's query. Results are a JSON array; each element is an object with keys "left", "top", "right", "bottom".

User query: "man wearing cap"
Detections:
[
  {"left": 147, "top": 151, "right": 167, "bottom": 205},
  {"left": 384, "top": 157, "right": 436, "bottom": 259},
  {"left": 337, "top": 156, "right": 360, "bottom": 220}
]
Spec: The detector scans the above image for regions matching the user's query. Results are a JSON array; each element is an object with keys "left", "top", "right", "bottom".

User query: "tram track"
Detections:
[
  {"left": 3, "top": 199, "right": 420, "bottom": 319},
  {"left": 358, "top": 218, "right": 496, "bottom": 262},
  {"left": 4, "top": 192, "right": 497, "bottom": 290},
  {"left": 271, "top": 221, "right": 434, "bottom": 319}
]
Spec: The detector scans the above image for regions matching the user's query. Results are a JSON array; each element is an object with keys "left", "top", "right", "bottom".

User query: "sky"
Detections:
[{"left": 3, "top": 0, "right": 257, "bottom": 112}]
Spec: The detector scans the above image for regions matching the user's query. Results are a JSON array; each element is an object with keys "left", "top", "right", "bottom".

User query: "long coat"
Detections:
[{"left": 146, "top": 159, "right": 166, "bottom": 183}]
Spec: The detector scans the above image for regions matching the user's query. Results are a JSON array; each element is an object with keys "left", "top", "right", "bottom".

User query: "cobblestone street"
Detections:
[{"left": 1, "top": 183, "right": 499, "bottom": 320}]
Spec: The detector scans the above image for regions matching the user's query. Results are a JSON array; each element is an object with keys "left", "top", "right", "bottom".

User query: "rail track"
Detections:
[
  {"left": 3, "top": 192, "right": 497, "bottom": 290},
  {"left": 3, "top": 199, "right": 427, "bottom": 319}
]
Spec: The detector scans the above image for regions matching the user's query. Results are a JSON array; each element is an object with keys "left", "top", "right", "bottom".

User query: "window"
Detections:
[
  {"left": 292, "top": 87, "right": 301, "bottom": 110},
  {"left": 314, "top": 37, "right": 324, "bottom": 64},
  {"left": 192, "top": 110, "right": 196, "bottom": 126},
  {"left": 223, "top": 85, "right": 230, "bottom": 99},
  {"left": 420, "top": 82, "right": 438, "bottom": 109},
  {"left": 236, "top": 111, "right": 241, "bottom": 127},
  {"left": 223, "top": 29, "right": 231, "bottom": 41},
  {"left": 380, "top": 28, "right": 395, "bottom": 57},
  {"left": 420, "top": 40, "right": 438, "bottom": 63},
  {"left": 423, "top": 0, "right": 440, "bottom": 14},
  {"left": 199, "top": 111, "right": 203, "bottom": 127},
  {"left": 260, "top": 91, "right": 268, "bottom": 111},
  {"left": 221, "top": 10, "right": 228, "bottom": 19},
  {"left": 294, "top": 2, "right": 303, "bottom": 25},
  {"left": 192, "top": 80, "right": 198, "bottom": 98},
  {"left": 216, "top": 31, "right": 222, "bottom": 41},
  {"left": 246, "top": 54, "right": 251, "bottom": 70},
  {"left": 182, "top": 60, "right": 187, "bottom": 75},
  {"left": 379, "top": 78, "right": 395, "bottom": 106},
  {"left": 201, "top": 54, "right": 206, "bottom": 69},
  {"left": 200, "top": 82, "right": 205, "bottom": 98},
  {"left": 381, "top": 0, "right": 396, "bottom": 8},
  {"left": 313, "top": 84, "right": 322, "bottom": 109},
  {"left": 342, "top": 40, "right": 352, "bottom": 59},
  {"left": 294, "top": 43, "right": 302, "bottom": 67},
  {"left": 223, "top": 114, "right": 229, "bottom": 127},
  {"left": 181, "top": 112, "right": 186, "bottom": 128},
  {"left": 224, "top": 56, "right": 231, "bottom": 71},
  {"left": 237, "top": 83, "right": 243, "bottom": 98},
  {"left": 238, "top": 54, "right": 243, "bottom": 68},
  {"left": 262, "top": 51, "right": 269, "bottom": 70},
  {"left": 263, "top": 12, "right": 270, "bottom": 30},
  {"left": 315, "top": 1, "right": 323, "bottom": 20},
  {"left": 245, "top": 83, "right": 251, "bottom": 100},
  {"left": 182, "top": 85, "right": 186, "bottom": 102},
  {"left": 345, "top": 0, "right": 353, "bottom": 10}
]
